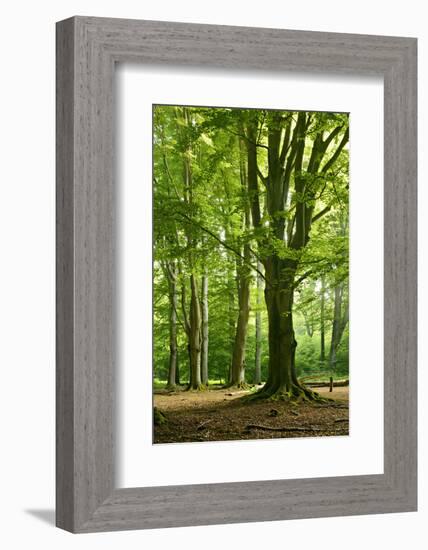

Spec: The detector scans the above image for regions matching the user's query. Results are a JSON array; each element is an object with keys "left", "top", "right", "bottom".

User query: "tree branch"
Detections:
[
  {"left": 257, "top": 167, "right": 268, "bottom": 186},
  {"left": 293, "top": 269, "right": 314, "bottom": 289},
  {"left": 180, "top": 279, "right": 190, "bottom": 335},
  {"left": 322, "top": 125, "right": 343, "bottom": 148},
  {"left": 321, "top": 127, "right": 349, "bottom": 173},
  {"left": 175, "top": 210, "right": 268, "bottom": 284},
  {"left": 311, "top": 205, "right": 331, "bottom": 224}
]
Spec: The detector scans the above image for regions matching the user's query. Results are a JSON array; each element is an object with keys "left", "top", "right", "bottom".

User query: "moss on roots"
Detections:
[
  {"left": 153, "top": 407, "right": 167, "bottom": 425},
  {"left": 185, "top": 383, "right": 207, "bottom": 392},
  {"left": 247, "top": 382, "right": 332, "bottom": 403}
]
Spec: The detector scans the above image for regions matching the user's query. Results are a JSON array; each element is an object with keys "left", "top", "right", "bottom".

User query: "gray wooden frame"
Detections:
[{"left": 56, "top": 16, "right": 417, "bottom": 533}]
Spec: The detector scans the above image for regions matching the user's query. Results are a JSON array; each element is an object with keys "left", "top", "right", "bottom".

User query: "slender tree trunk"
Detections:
[
  {"left": 179, "top": 279, "right": 191, "bottom": 386},
  {"left": 302, "top": 310, "right": 314, "bottom": 337},
  {"left": 329, "top": 221, "right": 349, "bottom": 370},
  {"left": 222, "top": 216, "right": 236, "bottom": 385},
  {"left": 201, "top": 273, "right": 209, "bottom": 385},
  {"left": 229, "top": 135, "right": 252, "bottom": 387},
  {"left": 180, "top": 108, "right": 203, "bottom": 390},
  {"left": 230, "top": 264, "right": 250, "bottom": 386},
  {"left": 167, "top": 272, "right": 178, "bottom": 388},
  {"left": 175, "top": 356, "right": 180, "bottom": 385},
  {"left": 254, "top": 261, "right": 263, "bottom": 384},
  {"left": 329, "top": 283, "right": 349, "bottom": 370},
  {"left": 227, "top": 281, "right": 235, "bottom": 383},
  {"left": 182, "top": 284, "right": 193, "bottom": 386},
  {"left": 320, "top": 275, "right": 326, "bottom": 362},
  {"left": 188, "top": 274, "right": 202, "bottom": 389},
  {"left": 329, "top": 284, "right": 342, "bottom": 370}
]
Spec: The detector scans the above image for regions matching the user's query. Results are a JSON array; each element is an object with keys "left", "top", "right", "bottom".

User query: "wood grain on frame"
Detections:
[{"left": 56, "top": 16, "right": 417, "bottom": 532}]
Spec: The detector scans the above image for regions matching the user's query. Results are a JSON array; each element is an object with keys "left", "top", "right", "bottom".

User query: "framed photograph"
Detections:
[{"left": 56, "top": 16, "right": 417, "bottom": 533}]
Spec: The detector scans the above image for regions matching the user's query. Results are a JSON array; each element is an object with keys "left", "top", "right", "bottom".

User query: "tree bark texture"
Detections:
[
  {"left": 167, "top": 267, "right": 178, "bottom": 388},
  {"left": 254, "top": 261, "right": 263, "bottom": 384},
  {"left": 188, "top": 274, "right": 202, "bottom": 389},
  {"left": 320, "top": 275, "right": 326, "bottom": 362},
  {"left": 230, "top": 136, "right": 252, "bottom": 387},
  {"left": 201, "top": 274, "right": 209, "bottom": 385},
  {"left": 329, "top": 283, "right": 349, "bottom": 370},
  {"left": 230, "top": 266, "right": 250, "bottom": 386}
]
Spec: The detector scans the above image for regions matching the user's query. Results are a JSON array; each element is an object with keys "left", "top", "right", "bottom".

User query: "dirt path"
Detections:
[{"left": 154, "top": 385, "right": 349, "bottom": 444}]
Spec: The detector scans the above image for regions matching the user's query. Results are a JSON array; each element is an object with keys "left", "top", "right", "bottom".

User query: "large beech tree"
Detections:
[{"left": 245, "top": 110, "right": 349, "bottom": 399}]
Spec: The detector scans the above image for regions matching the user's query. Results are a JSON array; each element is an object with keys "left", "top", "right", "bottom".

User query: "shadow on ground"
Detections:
[{"left": 25, "top": 509, "right": 55, "bottom": 526}]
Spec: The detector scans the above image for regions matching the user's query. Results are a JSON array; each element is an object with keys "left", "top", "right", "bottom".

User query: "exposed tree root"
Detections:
[
  {"left": 246, "top": 382, "right": 332, "bottom": 404},
  {"left": 222, "top": 381, "right": 250, "bottom": 391},
  {"left": 185, "top": 383, "right": 207, "bottom": 392},
  {"left": 312, "top": 402, "right": 348, "bottom": 409},
  {"left": 245, "top": 424, "right": 322, "bottom": 433},
  {"left": 153, "top": 407, "right": 167, "bottom": 426}
]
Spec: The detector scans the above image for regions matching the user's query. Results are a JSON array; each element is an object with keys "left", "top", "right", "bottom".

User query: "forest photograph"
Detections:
[{"left": 153, "top": 104, "right": 349, "bottom": 444}]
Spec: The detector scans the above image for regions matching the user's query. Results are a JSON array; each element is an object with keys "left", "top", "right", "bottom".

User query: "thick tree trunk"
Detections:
[
  {"left": 201, "top": 274, "right": 209, "bottom": 385},
  {"left": 254, "top": 261, "right": 263, "bottom": 384},
  {"left": 254, "top": 258, "right": 317, "bottom": 401},
  {"left": 188, "top": 274, "right": 202, "bottom": 389},
  {"left": 259, "top": 258, "right": 292, "bottom": 394}
]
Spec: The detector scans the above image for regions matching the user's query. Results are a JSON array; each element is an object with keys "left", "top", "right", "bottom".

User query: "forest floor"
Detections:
[{"left": 153, "top": 385, "right": 349, "bottom": 444}]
